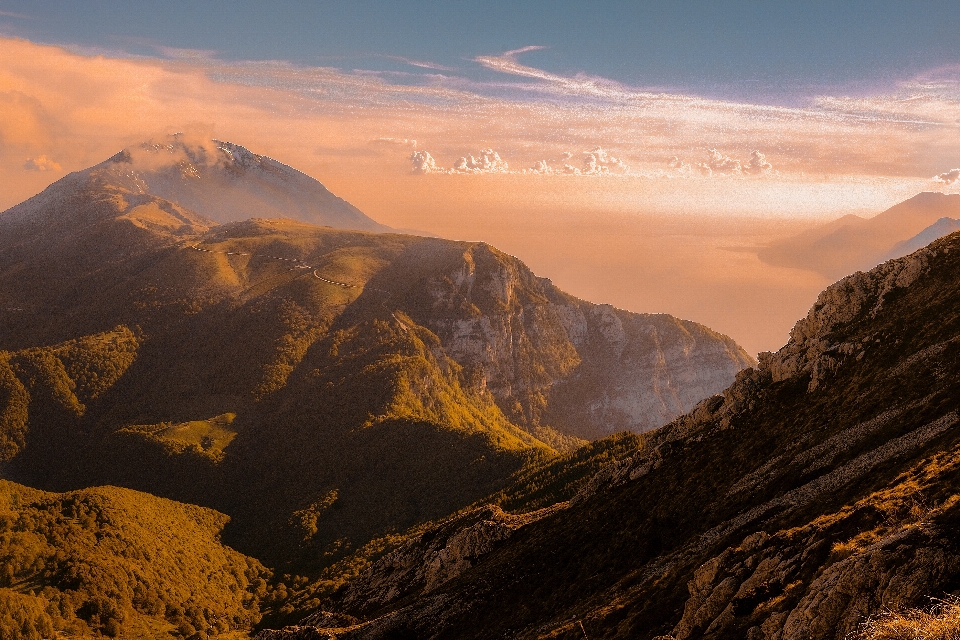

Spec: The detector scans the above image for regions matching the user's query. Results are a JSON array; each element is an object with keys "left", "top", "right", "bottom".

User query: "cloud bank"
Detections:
[
  {"left": 410, "top": 147, "right": 634, "bottom": 176},
  {"left": 668, "top": 149, "right": 775, "bottom": 178}
]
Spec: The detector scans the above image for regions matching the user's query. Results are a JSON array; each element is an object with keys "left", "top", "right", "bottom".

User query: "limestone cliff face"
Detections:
[{"left": 406, "top": 243, "right": 755, "bottom": 439}]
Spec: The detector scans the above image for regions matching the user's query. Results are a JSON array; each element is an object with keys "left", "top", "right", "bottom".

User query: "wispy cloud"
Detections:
[
  {"left": 383, "top": 55, "right": 457, "bottom": 72},
  {"left": 0, "top": 10, "right": 32, "bottom": 19},
  {"left": 23, "top": 155, "right": 61, "bottom": 171}
]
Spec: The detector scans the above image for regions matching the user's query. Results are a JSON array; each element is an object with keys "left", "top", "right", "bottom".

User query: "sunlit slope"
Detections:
[
  {"left": 293, "top": 230, "right": 960, "bottom": 640},
  {"left": 0, "top": 479, "right": 269, "bottom": 639}
]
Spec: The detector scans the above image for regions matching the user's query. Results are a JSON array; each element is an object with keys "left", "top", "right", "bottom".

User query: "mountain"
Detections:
[
  {"left": 0, "top": 153, "right": 751, "bottom": 613},
  {"left": 757, "top": 192, "right": 960, "bottom": 280},
  {"left": 883, "top": 216, "right": 960, "bottom": 261},
  {"left": 263, "top": 229, "right": 960, "bottom": 639},
  {"left": 3, "top": 135, "right": 389, "bottom": 233}
]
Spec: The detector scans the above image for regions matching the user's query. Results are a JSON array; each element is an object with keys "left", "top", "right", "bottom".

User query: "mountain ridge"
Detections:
[{"left": 1, "top": 136, "right": 389, "bottom": 234}]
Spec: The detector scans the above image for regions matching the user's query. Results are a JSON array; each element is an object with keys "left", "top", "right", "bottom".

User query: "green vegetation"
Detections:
[
  {"left": 120, "top": 413, "right": 239, "bottom": 462},
  {"left": 0, "top": 355, "right": 29, "bottom": 461},
  {"left": 0, "top": 480, "right": 269, "bottom": 639}
]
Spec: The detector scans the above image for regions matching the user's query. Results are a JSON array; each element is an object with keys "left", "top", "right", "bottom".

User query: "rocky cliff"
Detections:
[
  {"left": 399, "top": 241, "right": 754, "bottom": 439},
  {"left": 260, "top": 230, "right": 960, "bottom": 639}
]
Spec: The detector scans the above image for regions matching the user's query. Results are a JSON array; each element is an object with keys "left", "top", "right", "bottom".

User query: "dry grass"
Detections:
[{"left": 854, "top": 598, "right": 960, "bottom": 640}]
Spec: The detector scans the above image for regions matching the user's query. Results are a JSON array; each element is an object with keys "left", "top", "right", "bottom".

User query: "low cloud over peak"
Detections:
[{"left": 23, "top": 155, "right": 61, "bottom": 171}]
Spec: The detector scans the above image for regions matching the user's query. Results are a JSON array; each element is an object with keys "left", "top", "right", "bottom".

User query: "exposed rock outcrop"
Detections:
[{"left": 411, "top": 243, "right": 755, "bottom": 439}]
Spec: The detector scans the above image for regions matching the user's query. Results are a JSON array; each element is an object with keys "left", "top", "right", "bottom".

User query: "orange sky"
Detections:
[{"left": 2, "top": 36, "right": 959, "bottom": 355}]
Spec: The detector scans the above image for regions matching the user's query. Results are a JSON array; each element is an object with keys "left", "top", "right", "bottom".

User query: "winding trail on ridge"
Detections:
[{"left": 186, "top": 243, "right": 407, "bottom": 330}]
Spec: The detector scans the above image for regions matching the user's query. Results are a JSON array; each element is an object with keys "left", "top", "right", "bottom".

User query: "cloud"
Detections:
[
  {"left": 525, "top": 159, "right": 554, "bottom": 174},
  {"left": 744, "top": 150, "right": 774, "bottom": 175},
  {"left": 120, "top": 126, "right": 222, "bottom": 171},
  {"left": 411, "top": 149, "right": 510, "bottom": 174},
  {"left": 450, "top": 149, "right": 509, "bottom": 174},
  {"left": 671, "top": 149, "right": 774, "bottom": 177},
  {"left": 155, "top": 45, "right": 219, "bottom": 60},
  {"left": 501, "top": 45, "right": 548, "bottom": 57},
  {"left": 697, "top": 149, "right": 743, "bottom": 176},
  {"left": 584, "top": 147, "right": 628, "bottom": 174},
  {"left": 383, "top": 56, "right": 457, "bottom": 72},
  {"left": 0, "top": 35, "right": 955, "bottom": 219},
  {"left": 23, "top": 155, "right": 61, "bottom": 171},
  {"left": 934, "top": 168, "right": 960, "bottom": 184},
  {"left": 526, "top": 151, "right": 628, "bottom": 175},
  {"left": 371, "top": 137, "right": 417, "bottom": 148},
  {"left": 410, "top": 150, "right": 441, "bottom": 174}
]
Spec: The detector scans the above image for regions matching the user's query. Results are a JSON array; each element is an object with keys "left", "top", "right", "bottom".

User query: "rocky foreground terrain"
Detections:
[{"left": 257, "top": 224, "right": 960, "bottom": 639}]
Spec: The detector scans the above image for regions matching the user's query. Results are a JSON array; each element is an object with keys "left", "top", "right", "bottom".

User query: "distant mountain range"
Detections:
[
  {"left": 883, "top": 216, "right": 960, "bottom": 261},
  {"left": 757, "top": 192, "right": 960, "bottom": 279},
  {"left": 0, "top": 141, "right": 753, "bottom": 637}
]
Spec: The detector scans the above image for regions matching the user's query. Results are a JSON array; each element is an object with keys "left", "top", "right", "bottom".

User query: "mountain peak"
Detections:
[{"left": 3, "top": 135, "right": 389, "bottom": 234}]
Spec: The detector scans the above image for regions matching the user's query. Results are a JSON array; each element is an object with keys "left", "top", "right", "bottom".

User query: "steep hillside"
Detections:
[
  {"left": 0, "top": 480, "right": 269, "bottom": 639},
  {"left": 265, "top": 230, "right": 960, "bottom": 639},
  {"left": 758, "top": 192, "right": 960, "bottom": 279},
  {"left": 0, "top": 173, "right": 750, "bottom": 577}
]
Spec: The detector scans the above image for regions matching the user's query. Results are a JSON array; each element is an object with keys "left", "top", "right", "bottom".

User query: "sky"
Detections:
[{"left": 1, "top": 2, "right": 959, "bottom": 354}]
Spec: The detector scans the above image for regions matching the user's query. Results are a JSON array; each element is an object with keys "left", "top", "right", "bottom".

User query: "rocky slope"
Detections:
[
  {"left": 0, "top": 164, "right": 751, "bottom": 583},
  {"left": 261, "top": 229, "right": 960, "bottom": 639}
]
